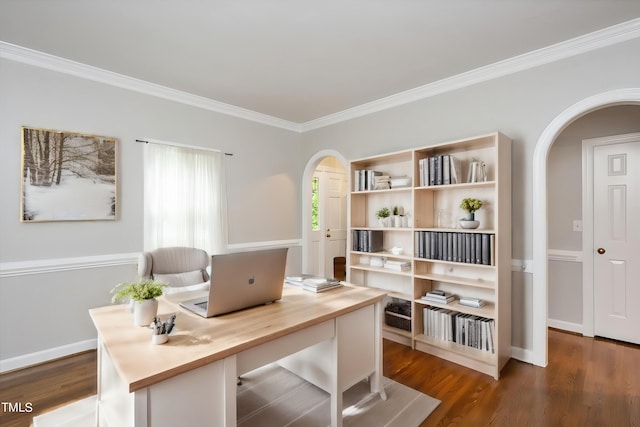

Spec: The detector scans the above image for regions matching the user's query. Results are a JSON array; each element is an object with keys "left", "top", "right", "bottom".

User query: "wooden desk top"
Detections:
[{"left": 89, "top": 284, "right": 386, "bottom": 392}]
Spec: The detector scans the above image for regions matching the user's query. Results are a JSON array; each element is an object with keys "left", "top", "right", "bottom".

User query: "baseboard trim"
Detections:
[
  {"left": 2, "top": 339, "right": 552, "bottom": 373},
  {"left": 0, "top": 339, "right": 97, "bottom": 373},
  {"left": 548, "top": 318, "right": 583, "bottom": 335},
  {"left": 510, "top": 346, "right": 537, "bottom": 366}
]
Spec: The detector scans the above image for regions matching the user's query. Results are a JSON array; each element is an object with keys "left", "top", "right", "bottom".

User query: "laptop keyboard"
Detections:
[{"left": 196, "top": 301, "right": 208, "bottom": 309}]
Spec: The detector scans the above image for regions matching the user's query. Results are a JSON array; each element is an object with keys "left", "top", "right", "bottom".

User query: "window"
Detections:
[
  {"left": 311, "top": 176, "right": 319, "bottom": 231},
  {"left": 144, "top": 142, "right": 226, "bottom": 255}
]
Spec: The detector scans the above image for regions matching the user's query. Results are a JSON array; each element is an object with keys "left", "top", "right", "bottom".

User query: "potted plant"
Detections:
[
  {"left": 376, "top": 207, "right": 390, "bottom": 228},
  {"left": 112, "top": 279, "right": 166, "bottom": 326},
  {"left": 459, "top": 197, "right": 483, "bottom": 229},
  {"left": 392, "top": 206, "right": 405, "bottom": 227}
]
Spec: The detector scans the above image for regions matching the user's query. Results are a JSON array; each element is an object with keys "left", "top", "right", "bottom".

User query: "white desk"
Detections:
[{"left": 90, "top": 284, "right": 387, "bottom": 427}]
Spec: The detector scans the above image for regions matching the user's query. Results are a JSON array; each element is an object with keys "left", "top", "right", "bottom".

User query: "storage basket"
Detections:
[{"left": 385, "top": 301, "right": 411, "bottom": 331}]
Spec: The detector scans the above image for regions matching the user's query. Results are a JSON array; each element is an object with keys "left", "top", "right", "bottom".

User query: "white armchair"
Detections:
[{"left": 138, "top": 247, "right": 210, "bottom": 293}]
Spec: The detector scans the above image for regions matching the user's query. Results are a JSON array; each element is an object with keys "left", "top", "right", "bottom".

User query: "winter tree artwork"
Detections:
[{"left": 21, "top": 127, "right": 117, "bottom": 222}]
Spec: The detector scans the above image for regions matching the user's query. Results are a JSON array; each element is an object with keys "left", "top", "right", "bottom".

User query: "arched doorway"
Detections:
[
  {"left": 532, "top": 88, "right": 640, "bottom": 367},
  {"left": 302, "top": 150, "right": 349, "bottom": 277}
]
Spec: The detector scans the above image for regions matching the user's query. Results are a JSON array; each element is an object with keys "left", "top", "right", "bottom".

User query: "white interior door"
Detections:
[
  {"left": 593, "top": 136, "right": 640, "bottom": 344},
  {"left": 323, "top": 170, "right": 347, "bottom": 278},
  {"left": 308, "top": 163, "right": 347, "bottom": 278}
]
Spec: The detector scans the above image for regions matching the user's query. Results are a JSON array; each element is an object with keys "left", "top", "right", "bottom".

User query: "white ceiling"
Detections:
[{"left": 1, "top": 1, "right": 640, "bottom": 125}]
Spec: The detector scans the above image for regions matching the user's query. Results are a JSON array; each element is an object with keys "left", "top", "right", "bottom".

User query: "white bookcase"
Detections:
[{"left": 347, "top": 132, "right": 511, "bottom": 379}]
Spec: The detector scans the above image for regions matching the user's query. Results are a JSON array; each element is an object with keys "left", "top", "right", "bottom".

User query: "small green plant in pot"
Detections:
[
  {"left": 376, "top": 207, "right": 390, "bottom": 227},
  {"left": 459, "top": 198, "right": 483, "bottom": 230},
  {"left": 112, "top": 279, "right": 166, "bottom": 326},
  {"left": 460, "top": 198, "right": 483, "bottom": 220}
]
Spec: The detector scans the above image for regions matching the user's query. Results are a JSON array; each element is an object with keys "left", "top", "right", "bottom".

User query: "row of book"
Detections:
[
  {"left": 423, "top": 306, "right": 495, "bottom": 353},
  {"left": 418, "top": 155, "right": 462, "bottom": 186},
  {"left": 352, "top": 229, "right": 383, "bottom": 253},
  {"left": 415, "top": 231, "right": 495, "bottom": 265}
]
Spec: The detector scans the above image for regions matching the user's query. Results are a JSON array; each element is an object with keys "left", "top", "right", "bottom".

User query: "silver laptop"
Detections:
[{"left": 179, "top": 248, "right": 288, "bottom": 318}]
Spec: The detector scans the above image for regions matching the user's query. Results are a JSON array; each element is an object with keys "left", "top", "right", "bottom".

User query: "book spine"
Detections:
[{"left": 443, "top": 154, "right": 451, "bottom": 185}]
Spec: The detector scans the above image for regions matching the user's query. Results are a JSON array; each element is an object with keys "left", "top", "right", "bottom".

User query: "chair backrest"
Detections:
[{"left": 138, "top": 247, "right": 210, "bottom": 287}]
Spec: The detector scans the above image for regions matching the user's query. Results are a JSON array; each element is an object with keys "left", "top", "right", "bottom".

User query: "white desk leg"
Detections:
[
  {"left": 372, "top": 300, "right": 387, "bottom": 401},
  {"left": 223, "top": 355, "right": 237, "bottom": 427},
  {"left": 330, "top": 330, "right": 342, "bottom": 427}
]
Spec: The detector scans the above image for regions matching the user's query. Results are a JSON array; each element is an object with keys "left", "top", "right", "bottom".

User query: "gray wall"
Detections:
[
  {"left": 547, "top": 106, "right": 640, "bottom": 330},
  {"left": 300, "top": 37, "right": 640, "bottom": 354},
  {"left": 0, "top": 60, "right": 302, "bottom": 363},
  {"left": 2, "top": 35, "right": 640, "bottom": 368}
]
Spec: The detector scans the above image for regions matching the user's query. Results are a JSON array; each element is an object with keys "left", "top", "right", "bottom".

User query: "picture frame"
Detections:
[{"left": 20, "top": 126, "right": 118, "bottom": 222}]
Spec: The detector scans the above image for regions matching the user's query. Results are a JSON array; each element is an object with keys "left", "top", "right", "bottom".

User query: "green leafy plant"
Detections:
[
  {"left": 460, "top": 198, "right": 483, "bottom": 214},
  {"left": 111, "top": 279, "right": 166, "bottom": 303},
  {"left": 376, "top": 207, "right": 390, "bottom": 219}
]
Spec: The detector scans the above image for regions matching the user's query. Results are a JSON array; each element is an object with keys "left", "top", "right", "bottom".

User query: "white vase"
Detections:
[{"left": 133, "top": 299, "right": 158, "bottom": 326}]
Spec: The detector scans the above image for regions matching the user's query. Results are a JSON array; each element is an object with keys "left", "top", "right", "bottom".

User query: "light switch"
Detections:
[{"left": 573, "top": 220, "right": 583, "bottom": 232}]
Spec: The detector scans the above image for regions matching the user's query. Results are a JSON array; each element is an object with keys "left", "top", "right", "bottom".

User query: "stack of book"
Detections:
[
  {"left": 383, "top": 260, "right": 411, "bottom": 271},
  {"left": 458, "top": 297, "right": 486, "bottom": 308},
  {"left": 373, "top": 175, "right": 390, "bottom": 190},
  {"left": 421, "top": 290, "right": 455, "bottom": 304},
  {"left": 285, "top": 276, "right": 343, "bottom": 293}
]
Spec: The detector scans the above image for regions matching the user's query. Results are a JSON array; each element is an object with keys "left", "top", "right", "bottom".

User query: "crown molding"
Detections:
[
  {"left": 0, "top": 41, "right": 302, "bottom": 133},
  {"left": 300, "top": 17, "right": 640, "bottom": 132},
  {"left": 2, "top": 18, "right": 639, "bottom": 133}
]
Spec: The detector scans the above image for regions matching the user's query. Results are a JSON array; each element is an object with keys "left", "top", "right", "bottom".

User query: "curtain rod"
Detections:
[{"left": 135, "top": 139, "right": 233, "bottom": 156}]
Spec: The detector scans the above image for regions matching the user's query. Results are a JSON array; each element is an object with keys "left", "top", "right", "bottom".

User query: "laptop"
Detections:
[{"left": 179, "top": 247, "right": 288, "bottom": 318}]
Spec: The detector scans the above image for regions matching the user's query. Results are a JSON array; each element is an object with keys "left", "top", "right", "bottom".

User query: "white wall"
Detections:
[
  {"left": 0, "top": 59, "right": 303, "bottom": 368},
  {"left": 300, "top": 37, "right": 640, "bottom": 359}
]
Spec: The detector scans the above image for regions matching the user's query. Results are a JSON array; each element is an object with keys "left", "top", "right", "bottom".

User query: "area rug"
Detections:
[
  {"left": 237, "top": 363, "right": 440, "bottom": 427},
  {"left": 33, "top": 364, "right": 439, "bottom": 427}
]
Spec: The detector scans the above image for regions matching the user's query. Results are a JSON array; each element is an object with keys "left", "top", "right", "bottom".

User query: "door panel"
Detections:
[{"left": 593, "top": 140, "right": 640, "bottom": 344}]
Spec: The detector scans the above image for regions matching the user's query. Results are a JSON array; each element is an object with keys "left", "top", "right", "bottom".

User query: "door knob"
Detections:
[
  {"left": 597, "top": 248, "right": 606, "bottom": 254},
  {"left": 326, "top": 233, "right": 331, "bottom": 238}
]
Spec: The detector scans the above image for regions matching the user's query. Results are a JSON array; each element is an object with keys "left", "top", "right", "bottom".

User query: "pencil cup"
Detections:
[{"left": 151, "top": 333, "right": 168, "bottom": 345}]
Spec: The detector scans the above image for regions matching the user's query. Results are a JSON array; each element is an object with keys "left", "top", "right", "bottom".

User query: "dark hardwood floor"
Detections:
[{"left": 1, "top": 329, "right": 639, "bottom": 427}]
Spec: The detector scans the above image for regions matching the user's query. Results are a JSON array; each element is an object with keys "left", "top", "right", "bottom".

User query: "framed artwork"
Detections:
[{"left": 21, "top": 126, "right": 118, "bottom": 222}]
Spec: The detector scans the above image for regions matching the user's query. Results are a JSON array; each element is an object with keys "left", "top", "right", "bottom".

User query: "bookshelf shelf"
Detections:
[
  {"left": 414, "top": 334, "right": 496, "bottom": 366},
  {"left": 347, "top": 131, "right": 511, "bottom": 380},
  {"left": 414, "top": 181, "right": 495, "bottom": 191},
  {"left": 351, "top": 187, "right": 413, "bottom": 195},
  {"left": 415, "top": 298, "right": 496, "bottom": 318},
  {"left": 349, "top": 263, "right": 413, "bottom": 277},
  {"left": 383, "top": 324, "right": 412, "bottom": 337},
  {"left": 413, "top": 272, "right": 495, "bottom": 289}
]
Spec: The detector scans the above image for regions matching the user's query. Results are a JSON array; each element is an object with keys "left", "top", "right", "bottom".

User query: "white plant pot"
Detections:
[{"left": 133, "top": 299, "right": 158, "bottom": 326}]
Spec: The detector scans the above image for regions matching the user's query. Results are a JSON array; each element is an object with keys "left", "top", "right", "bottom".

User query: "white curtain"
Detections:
[{"left": 144, "top": 142, "right": 227, "bottom": 255}]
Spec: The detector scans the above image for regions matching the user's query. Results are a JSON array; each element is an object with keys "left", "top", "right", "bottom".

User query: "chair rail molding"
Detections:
[{"left": 0, "top": 252, "right": 140, "bottom": 278}]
